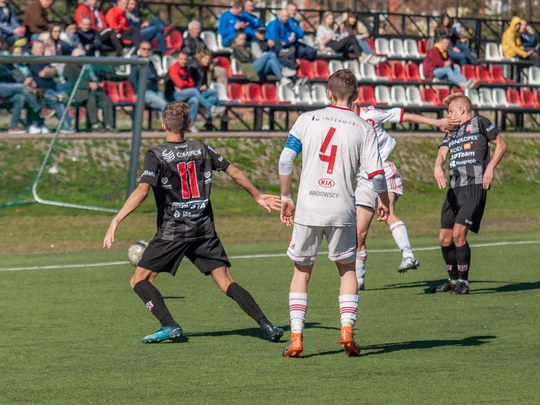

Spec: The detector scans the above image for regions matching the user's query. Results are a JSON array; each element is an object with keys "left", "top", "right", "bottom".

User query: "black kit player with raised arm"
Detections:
[
  {"left": 104, "top": 101, "right": 284, "bottom": 344},
  {"left": 432, "top": 94, "right": 506, "bottom": 295}
]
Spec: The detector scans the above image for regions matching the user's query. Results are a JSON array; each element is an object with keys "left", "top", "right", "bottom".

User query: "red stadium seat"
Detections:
[
  {"left": 313, "top": 60, "right": 330, "bottom": 80},
  {"left": 227, "top": 83, "right": 243, "bottom": 102},
  {"left": 534, "top": 89, "right": 540, "bottom": 107},
  {"left": 490, "top": 65, "right": 513, "bottom": 83},
  {"left": 165, "top": 28, "right": 182, "bottom": 53},
  {"left": 435, "top": 88, "right": 449, "bottom": 106},
  {"left": 376, "top": 63, "right": 392, "bottom": 80},
  {"left": 475, "top": 65, "right": 493, "bottom": 83},
  {"left": 261, "top": 84, "right": 279, "bottom": 104},
  {"left": 150, "top": 37, "right": 160, "bottom": 50},
  {"left": 507, "top": 88, "right": 520, "bottom": 106},
  {"left": 405, "top": 63, "right": 422, "bottom": 81},
  {"left": 417, "top": 39, "right": 428, "bottom": 55},
  {"left": 297, "top": 59, "right": 314, "bottom": 80},
  {"left": 365, "top": 38, "right": 377, "bottom": 54},
  {"left": 520, "top": 88, "right": 536, "bottom": 108},
  {"left": 461, "top": 64, "right": 477, "bottom": 81},
  {"left": 421, "top": 88, "right": 436, "bottom": 105},
  {"left": 119, "top": 81, "right": 136, "bottom": 103},
  {"left": 450, "top": 87, "right": 463, "bottom": 95},
  {"left": 243, "top": 83, "right": 262, "bottom": 104},
  {"left": 359, "top": 86, "right": 376, "bottom": 105},
  {"left": 391, "top": 62, "right": 406, "bottom": 81},
  {"left": 215, "top": 56, "right": 232, "bottom": 77},
  {"left": 102, "top": 81, "right": 120, "bottom": 103}
]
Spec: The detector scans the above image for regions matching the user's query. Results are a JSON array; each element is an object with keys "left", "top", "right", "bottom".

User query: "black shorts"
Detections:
[
  {"left": 441, "top": 184, "right": 487, "bottom": 234},
  {"left": 138, "top": 235, "right": 231, "bottom": 276}
]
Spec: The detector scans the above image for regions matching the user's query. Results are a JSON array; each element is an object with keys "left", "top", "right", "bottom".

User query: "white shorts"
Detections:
[
  {"left": 355, "top": 161, "right": 403, "bottom": 210},
  {"left": 287, "top": 223, "right": 357, "bottom": 266}
]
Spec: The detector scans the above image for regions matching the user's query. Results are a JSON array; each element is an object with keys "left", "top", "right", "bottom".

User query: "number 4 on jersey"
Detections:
[
  {"left": 319, "top": 127, "right": 338, "bottom": 174},
  {"left": 177, "top": 161, "right": 201, "bottom": 199}
]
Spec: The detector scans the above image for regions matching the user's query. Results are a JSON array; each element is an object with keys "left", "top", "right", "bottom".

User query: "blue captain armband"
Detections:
[{"left": 285, "top": 134, "right": 302, "bottom": 154}]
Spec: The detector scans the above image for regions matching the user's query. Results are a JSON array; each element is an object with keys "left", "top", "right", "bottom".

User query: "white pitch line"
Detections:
[{"left": 0, "top": 240, "right": 539, "bottom": 272}]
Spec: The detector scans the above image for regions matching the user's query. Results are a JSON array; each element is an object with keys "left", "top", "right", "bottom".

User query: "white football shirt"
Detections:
[
  {"left": 358, "top": 106, "right": 403, "bottom": 162},
  {"left": 289, "top": 106, "right": 384, "bottom": 227}
]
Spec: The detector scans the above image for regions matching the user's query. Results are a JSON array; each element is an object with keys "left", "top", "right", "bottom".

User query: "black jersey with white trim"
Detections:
[
  {"left": 440, "top": 115, "right": 499, "bottom": 189},
  {"left": 140, "top": 140, "right": 230, "bottom": 241}
]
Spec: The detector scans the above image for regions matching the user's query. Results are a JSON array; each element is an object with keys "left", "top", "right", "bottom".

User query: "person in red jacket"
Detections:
[
  {"left": 169, "top": 51, "right": 225, "bottom": 132},
  {"left": 105, "top": 0, "right": 141, "bottom": 53},
  {"left": 75, "top": 0, "right": 123, "bottom": 55},
  {"left": 423, "top": 36, "right": 479, "bottom": 90}
]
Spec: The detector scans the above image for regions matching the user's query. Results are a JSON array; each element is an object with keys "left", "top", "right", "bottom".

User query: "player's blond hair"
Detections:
[
  {"left": 162, "top": 101, "right": 191, "bottom": 135},
  {"left": 443, "top": 94, "right": 472, "bottom": 112}
]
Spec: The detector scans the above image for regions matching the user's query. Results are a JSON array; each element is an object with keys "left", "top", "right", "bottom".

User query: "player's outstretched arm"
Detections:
[
  {"left": 103, "top": 183, "right": 151, "bottom": 249},
  {"left": 225, "top": 164, "right": 280, "bottom": 213},
  {"left": 403, "top": 113, "right": 460, "bottom": 132},
  {"left": 483, "top": 134, "right": 507, "bottom": 189},
  {"left": 434, "top": 146, "right": 449, "bottom": 189}
]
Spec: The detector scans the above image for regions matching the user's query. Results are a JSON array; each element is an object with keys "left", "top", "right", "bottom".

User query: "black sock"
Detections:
[
  {"left": 226, "top": 282, "right": 266, "bottom": 326},
  {"left": 133, "top": 280, "right": 177, "bottom": 327},
  {"left": 455, "top": 242, "right": 471, "bottom": 281},
  {"left": 441, "top": 243, "right": 458, "bottom": 280}
]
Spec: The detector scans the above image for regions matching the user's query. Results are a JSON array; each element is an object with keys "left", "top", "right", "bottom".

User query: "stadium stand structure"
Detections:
[{"left": 5, "top": 2, "right": 540, "bottom": 132}]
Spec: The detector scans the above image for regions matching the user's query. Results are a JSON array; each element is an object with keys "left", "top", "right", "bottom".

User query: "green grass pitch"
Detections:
[{"left": 1, "top": 234, "right": 540, "bottom": 404}]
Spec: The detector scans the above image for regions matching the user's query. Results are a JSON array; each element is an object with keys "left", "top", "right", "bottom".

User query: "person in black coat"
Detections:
[{"left": 76, "top": 16, "right": 102, "bottom": 55}]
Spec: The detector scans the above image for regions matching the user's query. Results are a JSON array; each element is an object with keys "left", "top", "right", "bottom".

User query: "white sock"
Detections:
[
  {"left": 339, "top": 294, "right": 359, "bottom": 327},
  {"left": 356, "top": 250, "right": 367, "bottom": 284},
  {"left": 289, "top": 292, "right": 308, "bottom": 334},
  {"left": 390, "top": 221, "right": 414, "bottom": 258},
  {"left": 458, "top": 279, "right": 469, "bottom": 285}
]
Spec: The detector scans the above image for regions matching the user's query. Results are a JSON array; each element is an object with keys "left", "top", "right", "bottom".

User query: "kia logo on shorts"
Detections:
[{"left": 318, "top": 178, "right": 335, "bottom": 188}]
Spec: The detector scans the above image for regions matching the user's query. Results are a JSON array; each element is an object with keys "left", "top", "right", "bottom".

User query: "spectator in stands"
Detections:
[
  {"left": 23, "top": 0, "right": 54, "bottom": 41},
  {"left": 11, "top": 46, "right": 31, "bottom": 78},
  {"left": 126, "top": 0, "right": 171, "bottom": 54},
  {"left": 60, "top": 21, "right": 83, "bottom": 53},
  {"left": 232, "top": 31, "right": 292, "bottom": 85},
  {"left": 77, "top": 16, "right": 102, "bottom": 55},
  {"left": 0, "top": 74, "right": 43, "bottom": 134},
  {"left": 316, "top": 12, "right": 370, "bottom": 64},
  {"left": 252, "top": 25, "right": 297, "bottom": 75},
  {"left": 218, "top": 1, "right": 246, "bottom": 48},
  {"left": 0, "top": 0, "right": 27, "bottom": 47},
  {"left": 434, "top": 13, "right": 475, "bottom": 66},
  {"left": 266, "top": 8, "right": 317, "bottom": 61},
  {"left": 169, "top": 51, "right": 225, "bottom": 132},
  {"left": 28, "top": 40, "right": 74, "bottom": 134},
  {"left": 423, "top": 36, "right": 478, "bottom": 90},
  {"left": 75, "top": 0, "right": 122, "bottom": 56},
  {"left": 190, "top": 50, "right": 222, "bottom": 108},
  {"left": 64, "top": 48, "right": 116, "bottom": 132},
  {"left": 182, "top": 20, "right": 228, "bottom": 86},
  {"left": 519, "top": 20, "right": 538, "bottom": 51},
  {"left": 44, "top": 23, "right": 81, "bottom": 56},
  {"left": 105, "top": 0, "right": 141, "bottom": 54},
  {"left": 241, "top": 0, "right": 263, "bottom": 43},
  {"left": 131, "top": 41, "right": 167, "bottom": 113},
  {"left": 339, "top": 12, "right": 384, "bottom": 64},
  {"left": 502, "top": 17, "right": 539, "bottom": 65}
]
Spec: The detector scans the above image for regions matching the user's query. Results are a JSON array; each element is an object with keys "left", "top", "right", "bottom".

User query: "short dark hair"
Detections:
[
  {"left": 232, "top": 0, "right": 243, "bottom": 8},
  {"left": 327, "top": 69, "right": 358, "bottom": 104},
  {"left": 162, "top": 102, "right": 191, "bottom": 134}
]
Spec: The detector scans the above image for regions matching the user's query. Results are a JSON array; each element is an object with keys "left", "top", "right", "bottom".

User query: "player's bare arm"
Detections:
[
  {"left": 103, "top": 183, "right": 151, "bottom": 249},
  {"left": 225, "top": 164, "right": 280, "bottom": 213},
  {"left": 434, "top": 146, "right": 449, "bottom": 189},
  {"left": 279, "top": 173, "right": 295, "bottom": 227},
  {"left": 376, "top": 191, "right": 390, "bottom": 221},
  {"left": 483, "top": 134, "right": 507, "bottom": 190},
  {"left": 403, "top": 113, "right": 460, "bottom": 132}
]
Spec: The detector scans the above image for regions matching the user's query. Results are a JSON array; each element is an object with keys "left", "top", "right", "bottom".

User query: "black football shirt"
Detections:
[
  {"left": 140, "top": 140, "right": 230, "bottom": 241},
  {"left": 440, "top": 115, "right": 500, "bottom": 189}
]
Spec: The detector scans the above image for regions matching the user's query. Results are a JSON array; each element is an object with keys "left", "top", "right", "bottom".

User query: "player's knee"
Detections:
[
  {"left": 452, "top": 231, "right": 467, "bottom": 246},
  {"left": 439, "top": 233, "right": 453, "bottom": 247}
]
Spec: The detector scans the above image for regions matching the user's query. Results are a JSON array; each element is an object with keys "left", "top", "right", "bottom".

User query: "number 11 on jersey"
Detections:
[
  {"left": 177, "top": 161, "right": 201, "bottom": 199},
  {"left": 319, "top": 127, "right": 338, "bottom": 174}
]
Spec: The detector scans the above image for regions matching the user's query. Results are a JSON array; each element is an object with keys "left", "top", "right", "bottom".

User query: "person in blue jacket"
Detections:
[
  {"left": 0, "top": 0, "right": 27, "bottom": 46},
  {"left": 218, "top": 1, "right": 247, "bottom": 47},
  {"left": 519, "top": 20, "right": 539, "bottom": 51},
  {"left": 266, "top": 8, "right": 316, "bottom": 61},
  {"left": 241, "top": 0, "right": 263, "bottom": 43}
]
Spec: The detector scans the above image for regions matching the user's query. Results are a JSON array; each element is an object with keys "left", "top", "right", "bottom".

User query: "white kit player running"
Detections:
[
  {"left": 278, "top": 70, "right": 390, "bottom": 358},
  {"left": 354, "top": 106, "right": 458, "bottom": 290}
]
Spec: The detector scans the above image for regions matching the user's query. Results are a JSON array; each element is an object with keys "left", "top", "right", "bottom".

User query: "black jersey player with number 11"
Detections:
[{"left": 103, "top": 101, "right": 283, "bottom": 343}]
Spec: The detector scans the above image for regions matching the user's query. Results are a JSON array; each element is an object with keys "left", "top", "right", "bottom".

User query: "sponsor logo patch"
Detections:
[
  {"left": 141, "top": 170, "right": 155, "bottom": 177},
  {"left": 161, "top": 177, "right": 168, "bottom": 184},
  {"left": 162, "top": 150, "right": 175, "bottom": 162},
  {"left": 463, "top": 143, "right": 471, "bottom": 150},
  {"left": 318, "top": 178, "right": 335, "bottom": 188},
  {"left": 146, "top": 301, "right": 154, "bottom": 311}
]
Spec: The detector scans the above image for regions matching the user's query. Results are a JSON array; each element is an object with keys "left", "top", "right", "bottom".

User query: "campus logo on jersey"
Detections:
[
  {"left": 162, "top": 149, "right": 175, "bottom": 162},
  {"left": 318, "top": 178, "right": 335, "bottom": 188}
]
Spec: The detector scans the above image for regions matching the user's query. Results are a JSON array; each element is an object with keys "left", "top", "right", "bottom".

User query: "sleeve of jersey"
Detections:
[
  {"left": 384, "top": 108, "right": 404, "bottom": 123},
  {"left": 361, "top": 126, "right": 387, "bottom": 191},
  {"left": 279, "top": 134, "right": 302, "bottom": 175},
  {"left": 206, "top": 145, "right": 231, "bottom": 171},
  {"left": 139, "top": 151, "right": 160, "bottom": 187},
  {"left": 439, "top": 133, "right": 451, "bottom": 149},
  {"left": 478, "top": 116, "right": 500, "bottom": 141}
]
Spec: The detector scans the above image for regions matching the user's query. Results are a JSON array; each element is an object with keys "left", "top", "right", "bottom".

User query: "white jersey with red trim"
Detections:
[
  {"left": 290, "top": 105, "right": 384, "bottom": 227},
  {"left": 358, "top": 106, "right": 404, "bottom": 162}
]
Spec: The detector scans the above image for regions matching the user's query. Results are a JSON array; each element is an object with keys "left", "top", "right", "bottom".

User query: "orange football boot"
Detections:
[
  {"left": 282, "top": 332, "right": 303, "bottom": 357},
  {"left": 340, "top": 326, "right": 361, "bottom": 357}
]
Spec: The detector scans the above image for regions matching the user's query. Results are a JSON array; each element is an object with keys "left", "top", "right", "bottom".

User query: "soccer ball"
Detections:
[{"left": 127, "top": 240, "right": 148, "bottom": 267}]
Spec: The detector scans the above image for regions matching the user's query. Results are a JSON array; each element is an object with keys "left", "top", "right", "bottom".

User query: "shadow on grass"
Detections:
[
  {"left": 360, "top": 335, "right": 496, "bottom": 357},
  {"left": 364, "top": 280, "right": 516, "bottom": 294},
  {"left": 473, "top": 281, "right": 540, "bottom": 294},
  {"left": 163, "top": 296, "right": 185, "bottom": 300}
]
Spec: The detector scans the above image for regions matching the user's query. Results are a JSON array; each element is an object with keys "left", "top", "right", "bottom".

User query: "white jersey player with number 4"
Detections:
[
  {"left": 278, "top": 70, "right": 390, "bottom": 358},
  {"left": 354, "top": 105, "right": 457, "bottom": 289}
]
